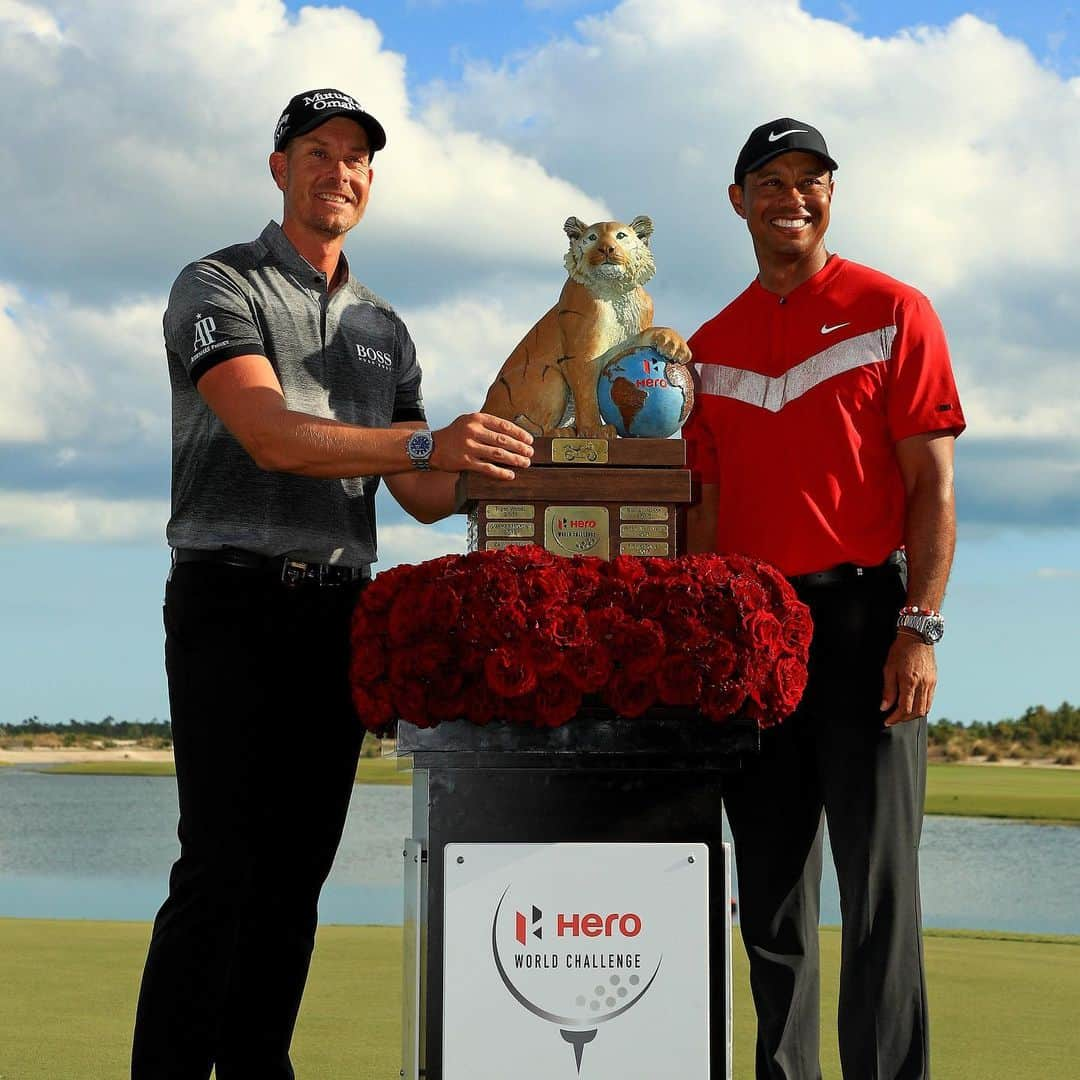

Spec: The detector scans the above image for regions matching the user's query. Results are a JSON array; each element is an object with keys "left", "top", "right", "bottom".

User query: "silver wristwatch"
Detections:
[
  {"left": 405, "top": 429, "right": 435, "bottom": 471},
  {"left": 896, "top": 612, "right": 945, "bottom": 645}
]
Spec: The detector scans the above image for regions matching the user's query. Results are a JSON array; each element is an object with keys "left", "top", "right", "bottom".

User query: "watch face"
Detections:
[
  {"left": 924, "top": 619, "right": 944, "bottom": 644},
  {"left": 408, "top": 430, "right": 434, "bottom": 460}
]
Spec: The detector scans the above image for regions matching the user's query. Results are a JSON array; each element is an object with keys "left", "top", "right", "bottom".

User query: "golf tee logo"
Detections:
[{"left": 492, "top": 886, "right": 661, "bottom": 1075}]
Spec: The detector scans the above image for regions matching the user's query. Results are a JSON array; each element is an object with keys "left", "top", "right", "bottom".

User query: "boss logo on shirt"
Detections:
[{"left": 355, "top": 343, "right": 393, "bottom": 370}]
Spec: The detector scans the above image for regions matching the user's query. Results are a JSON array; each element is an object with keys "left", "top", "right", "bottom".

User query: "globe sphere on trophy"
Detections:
[{"left": 597, "top": 346, "right": 695, "bottom": 438}]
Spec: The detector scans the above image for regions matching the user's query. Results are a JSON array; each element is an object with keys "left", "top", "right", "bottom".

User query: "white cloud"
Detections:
[
  {"left": 375, "top": 521, "right": 467, "bottom": 570},
  {"left": 0, "top": 489, "right": 168, "bottom": 541},
  {"left": 0, "top": 0, "right": 1077, "bottom": 539},
  {"left": 430, "top": 0, "right": 1080, "bottom": 525}
]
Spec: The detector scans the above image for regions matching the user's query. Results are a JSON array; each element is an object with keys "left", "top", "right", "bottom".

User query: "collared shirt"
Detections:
[
  {"left": 164, "top": 221, "right": 426, "bottom": 567},
  {"left": 684, "top": 256, "right": 965, "bottom": 577}
]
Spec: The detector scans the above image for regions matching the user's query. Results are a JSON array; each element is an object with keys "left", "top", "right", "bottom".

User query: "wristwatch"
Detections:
[
  {"left": 896, "top": 610, "right": 945, "bottom": 645},
  {"left": 405, "top": 428, "right": 435, "bottom": 471}
]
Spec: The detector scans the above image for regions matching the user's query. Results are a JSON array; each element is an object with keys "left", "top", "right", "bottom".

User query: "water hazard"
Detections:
[{"left": 0, "top": 768, "right": 1077, "bottom": 935}]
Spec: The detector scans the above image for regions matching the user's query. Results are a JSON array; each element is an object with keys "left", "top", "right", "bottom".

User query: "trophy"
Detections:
[{"left": 460, "top": 214, "right": 695, "bottom": 559}]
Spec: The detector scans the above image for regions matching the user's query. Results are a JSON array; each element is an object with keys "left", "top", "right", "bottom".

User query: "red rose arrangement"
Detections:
[{"left": 349, "top": 546, "right": 811, "bottom": 734}]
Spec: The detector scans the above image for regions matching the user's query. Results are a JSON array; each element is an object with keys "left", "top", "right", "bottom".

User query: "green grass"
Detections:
[
  {"left": 0, "top": 919, "right": 1076, "bottom": 1079},
  {"left": 39, "top": 760, "right": 178, "bottom": 778},
  {"left": 925, "top": 762, "right": 1080, "bottom": 823},
  {"left": 355, "top": 754, "right": 412, "bottom": 786}
]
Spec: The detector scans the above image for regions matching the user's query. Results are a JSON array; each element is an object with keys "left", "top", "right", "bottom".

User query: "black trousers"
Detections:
[
  {"left": 132, "top": 562, "right": 366, "bottom": 1080},
  {"left": 724, "top": 571, "right": 929, "bottom": 1080}
]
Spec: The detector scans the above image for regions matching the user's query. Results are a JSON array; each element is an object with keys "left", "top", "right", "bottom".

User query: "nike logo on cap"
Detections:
[
  {"left": 820, "top": 322, "right": 851, "bottom": 335},
  {"left": 768, "top": 128, "right": 809, "bottom": 142}
]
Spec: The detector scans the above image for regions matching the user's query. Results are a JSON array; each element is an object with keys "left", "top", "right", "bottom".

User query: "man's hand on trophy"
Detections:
[
  {"left": 432, "top": 413, "right": 534, "bottom": 480},
  {"left": 644, "top": 326, "right": 693, "bottom": 365}
]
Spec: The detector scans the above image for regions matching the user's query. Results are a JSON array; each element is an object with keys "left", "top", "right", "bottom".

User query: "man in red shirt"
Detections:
[{"left": 685, "top": 119, "right": 965, "bottom": 1079}]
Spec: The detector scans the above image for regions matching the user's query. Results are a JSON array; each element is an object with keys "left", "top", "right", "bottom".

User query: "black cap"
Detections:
[
  {"left": 733, "top": 118, "right": 837, "bottom": 185},
  {"left": 273, "top": 89, "right": 387, "bottom": 154}
]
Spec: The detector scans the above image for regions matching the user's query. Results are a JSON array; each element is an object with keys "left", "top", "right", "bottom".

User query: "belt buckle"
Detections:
[{"left": 281, "top": 558, "right": 309, "bottom": 587}]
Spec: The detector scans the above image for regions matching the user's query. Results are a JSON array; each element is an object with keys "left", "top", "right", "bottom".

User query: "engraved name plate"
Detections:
[
  {"left": 550, "top": 438, "right": 609, "bottom": 465},
  {"left": 620, "top": 523, "right": 670, "bottom": 540},
  {"left": 544, "top": 506, "right": 610, "bottom": 559},
  {"left": 620, "top": 505, "right": 670, "bottom": 522},
  {"left": 485, "top": 539, "right": 535, "bottom": 551},
  {"left": 620, "top": 541, "right": 670, "bottom": 557},
  {"left": 485, "top": 521, "right": 536, "bottom": 538},
  {"left": 485, "top": 504, "right": 536, "bottom": 520}
]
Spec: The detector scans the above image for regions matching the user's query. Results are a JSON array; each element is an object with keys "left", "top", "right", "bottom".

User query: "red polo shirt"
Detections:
[{"left": 684, "top": 256, "right": 965, "bottom": 576}]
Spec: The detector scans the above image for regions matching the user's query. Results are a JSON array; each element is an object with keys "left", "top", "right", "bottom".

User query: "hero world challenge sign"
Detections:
[{"left": 443, "top": 843, "right": 710, "bottom": 1079}]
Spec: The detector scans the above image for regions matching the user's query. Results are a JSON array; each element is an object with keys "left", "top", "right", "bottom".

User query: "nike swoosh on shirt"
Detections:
[
  {"left": 768, "top": 128, "right": 809, "bottom": 142},
  {"left": 820, "top": 322, "right": 851, "bottom": 334}
]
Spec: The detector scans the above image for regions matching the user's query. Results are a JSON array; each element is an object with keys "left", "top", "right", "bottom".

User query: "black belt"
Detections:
[
  {"left": 787, "top": 550, "right": 906, "bottom": 589},
  {"left": 172, "top": 547, "right": 371, "bottom": 587}
]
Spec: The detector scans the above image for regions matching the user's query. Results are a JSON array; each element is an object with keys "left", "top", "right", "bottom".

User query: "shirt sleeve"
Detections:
[
  {"left": 164, "top": 260, "right": 267, "bottom": 386},
  {"left": 392, "top": 318, "right": 427, "bottom": 424},
  {"left": 887, "top": 293, "right": 967, "bottom": 442}
]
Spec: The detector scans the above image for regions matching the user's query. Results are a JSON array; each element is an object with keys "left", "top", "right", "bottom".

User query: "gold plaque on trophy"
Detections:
[
  {"left": 485, "top": 504, "right": 536, "bottom": 520},
  {"left": 485, "top": 539, "right": 534, "bottom": 551},
  {"left": 486, "top": 521, "right": 536, "bottom": 538},
  {"left": 620, "top": 505, "right": 669, "bottom": 522},
  {"left": 620, "top": 541, "right": 670, "bottom": 557},
  {"left": 544, "top": 506, "right": 610, "bottom": 558},
  {"left": 550, "top": 438, "right": 609, "bottom": 465},
  {"left": 620, "top": 523, "right": 670, "bottom": 540}
]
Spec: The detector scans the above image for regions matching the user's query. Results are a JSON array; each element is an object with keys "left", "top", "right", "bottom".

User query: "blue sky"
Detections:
[{"left": 0, "top": 0, "right": 1077, "bottom": 728}]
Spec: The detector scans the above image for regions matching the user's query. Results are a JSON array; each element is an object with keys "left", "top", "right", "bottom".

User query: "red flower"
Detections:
[
  {"left": 413, "top": 640, "right": 452, "bottom": 678},
  {"left": 702, "top": 637, "right": 738, "bottom": 681},
  {"left": 781, "top": 606, "right": 814, "bottom": 655},
  {"left": 535, "top": 680, "right": 583, "bottom": 728},
  {"left": 395, "top": 682, "right": 431, "bottom": 727},
  {"left": 745, "top": 610, "right": 783, "bottom": 652},
  {"left": 770, "top": 656, "right": 809, "bottom": 716},
  {"left": 349, "top": 639, "right": 387, "bottom": 685},
  {"left": 528, "top": 636, "right": 566, "bottom": 677},
  {"left": 656, "top": 654, "right": 703, "bottom": 706},
  {"left": 563, "top": 643, "right": 614, "bottom": 693},
  {"left": 731, "top": 575, "right": 769, "bottom": 612},
  {"left": 484, "top": 645, "right": 539, "bottom": 698},
  {"left": 605, "top": 669, "right": 657, "bottom": 718},
  {"left": 701, "top": 682, "right": 747, "bottom": 723},
  {"left": 465, "top": 683, "right": 502, "bottom": 726},
  {"left": 351, "top": 683, "right": 395, "bottom": 732},
  {"left": 349, "top": 548, "right": 812, "bottom": 733}
]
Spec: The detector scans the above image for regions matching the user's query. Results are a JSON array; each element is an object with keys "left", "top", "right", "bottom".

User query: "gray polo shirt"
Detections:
[{"left": 165, "top": 221, "right": 426, "bottom": 567}]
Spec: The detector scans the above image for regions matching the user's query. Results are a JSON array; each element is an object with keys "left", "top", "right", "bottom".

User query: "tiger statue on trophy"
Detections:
[{"left": 481, "top": 215, "right": 691, "bottom": 440}]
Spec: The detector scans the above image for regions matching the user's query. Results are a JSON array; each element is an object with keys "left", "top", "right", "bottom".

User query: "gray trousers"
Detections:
[{"left": 724, "top": 571, "right": 929, "bottom": 1080}]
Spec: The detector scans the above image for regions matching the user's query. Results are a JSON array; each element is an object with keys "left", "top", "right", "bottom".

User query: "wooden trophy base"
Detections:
[{"left": 457, "top": 436, "right": 691, "bottom": 559}]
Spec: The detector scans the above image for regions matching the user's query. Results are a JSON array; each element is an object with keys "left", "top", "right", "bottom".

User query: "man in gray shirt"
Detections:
[{"left": 132, "top": 89, "right": 533, "bottom": 1079}]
